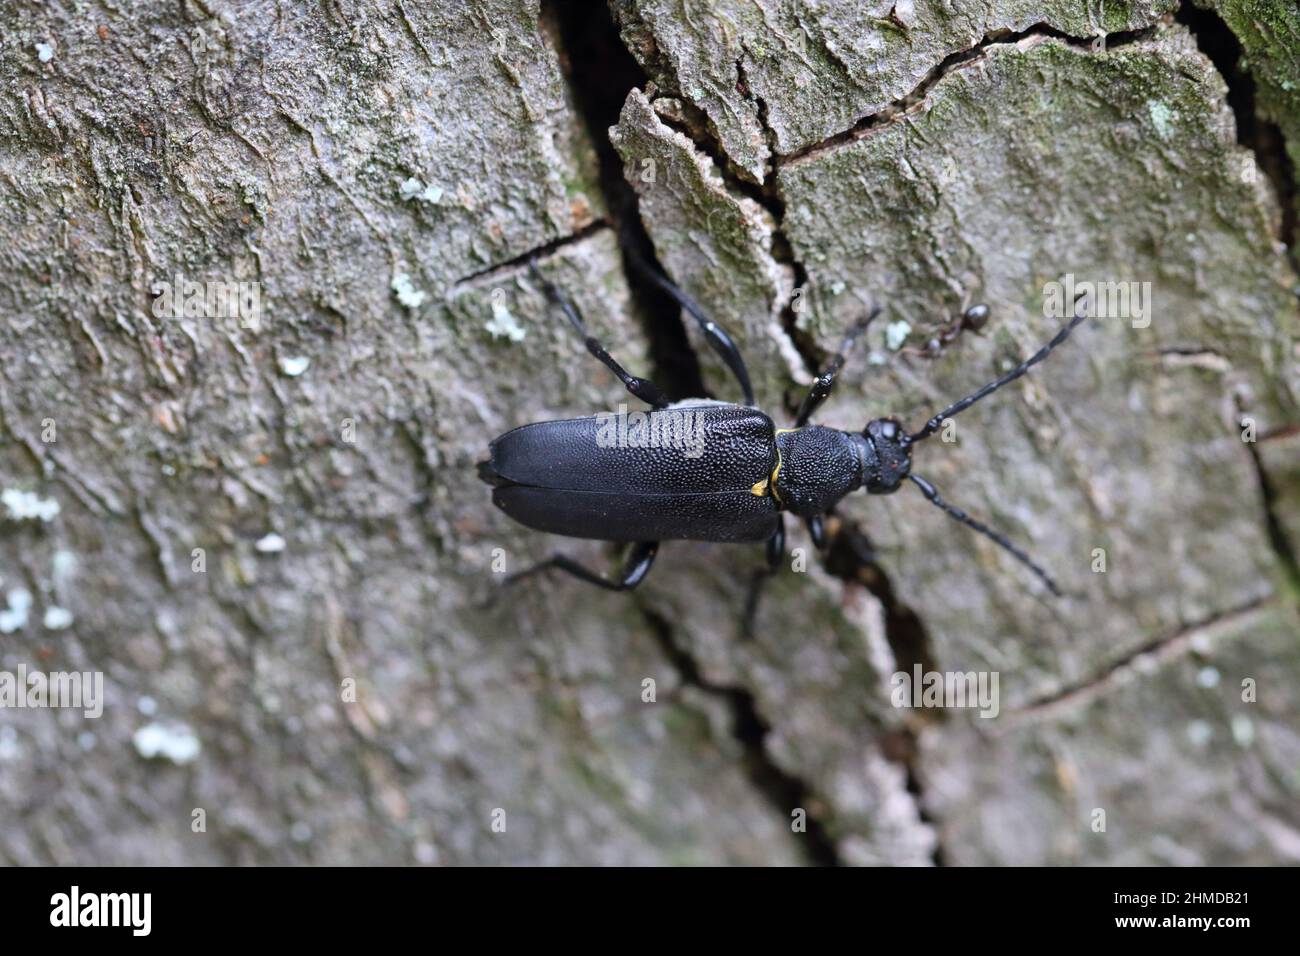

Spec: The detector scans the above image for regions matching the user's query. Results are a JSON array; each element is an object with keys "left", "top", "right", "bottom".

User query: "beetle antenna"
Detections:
[
  {"left": 909, "top": 474, "right": 1062, "bottom": 596},
  {"left": 909, "top": 303, "right": 1088, "bottom": 443}
]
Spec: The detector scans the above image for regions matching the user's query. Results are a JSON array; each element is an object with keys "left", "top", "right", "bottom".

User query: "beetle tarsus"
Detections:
[
  {"left": 503, "top": 540, "right": 660, "bottom": 593},
  {"left": 530, "top": 258, "right": 671, "bottom": 409},
  {"left": 794, "top": 307, "right": 881, "bottom": 427},
  {"left": 622, "top": 241, "right": 756, "bottom": 406}
]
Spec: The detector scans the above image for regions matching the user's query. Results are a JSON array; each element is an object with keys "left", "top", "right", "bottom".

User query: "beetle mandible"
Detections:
[{"left": 480, "top": 251, "right": 1087, "bottom": 597}]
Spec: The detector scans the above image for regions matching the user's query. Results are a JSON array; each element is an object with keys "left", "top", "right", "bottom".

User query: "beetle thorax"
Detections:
[{"left": 772, "top": 426, "right": 863, "bottom": 517}]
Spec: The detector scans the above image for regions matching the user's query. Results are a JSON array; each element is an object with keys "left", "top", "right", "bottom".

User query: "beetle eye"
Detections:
[{"left": 880, "top": 421, "right": 898, "bottom": 440}]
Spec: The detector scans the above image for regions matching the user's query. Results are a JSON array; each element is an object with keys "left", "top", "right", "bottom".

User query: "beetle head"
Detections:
[
  {"left": 848, "top": 303, "right": 1088, "bottom": 596},
  {"left": 861, "top": 417, "right": 913, "bottom": 494}
]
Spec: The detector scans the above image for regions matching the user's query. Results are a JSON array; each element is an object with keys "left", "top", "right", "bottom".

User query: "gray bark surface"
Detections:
[{"left": 0, "top": 0, "right": 1297, "bottom": 865}]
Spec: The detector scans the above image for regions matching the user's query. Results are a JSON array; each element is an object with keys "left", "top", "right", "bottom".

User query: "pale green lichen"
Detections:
[
  {"left": 399, "top": 176, "right": 444, "bottom": 204},
  {"left": 0, "top": 588, "right": 33, "bottom": 633},
  {"left": 1231, "top": 714, "right": 1256, "bottom": 747},
  {"left": 254, "top": 532, "right": 286, "bottom": 553},
  {"left": 885, "top": 319, "right": 911, "bottom": 350},
  {"left": 485, "top": 298, "right": 526, "bottom": 341},
  {"left": 2, "top": 488, "right": 60, "bottom": 522},
  {"left": 236, "top": 174, "right": 262, "bottom": 209},
  {"left": 43, "top": 606, "right": 74, "bottom": 630},
  {"left": 132, "top": 723, "right": 201, "bottom": 765},
  {"left": 391, "top": 272, "right": 428, "bottom": 310},
  {"left": 278, "top": 355, "right": 310, "bottom": 377},
  {"left": 1147, "top": 100, "right": 1175, "bottom": 140}
]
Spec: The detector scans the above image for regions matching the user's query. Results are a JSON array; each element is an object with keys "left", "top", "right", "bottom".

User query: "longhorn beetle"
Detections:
[{"left": 480, "top": 251, "right": 1087, "bottom": 597}]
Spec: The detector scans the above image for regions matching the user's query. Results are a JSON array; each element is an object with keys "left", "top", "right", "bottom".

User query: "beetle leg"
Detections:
[
  {"left": 504, "top": 540, "right": 659, "bottom": 592},
  {"left": 741, "top": 516, "right": 785, "bottom": 640},
  {"left": 807, "top": 514, "right": 827, "bottom": 551},
  {"left": 622, "top": 243, "right": 755, "bottom": 406},
  {"left": 765, "top": 516, "right": 786, "bottom": 570},
  {"left": 794, "top": 307, "right": 881, "bottom": 426},
  {"left": 530, "top": 261, "right": 670, "bottom": 409}
]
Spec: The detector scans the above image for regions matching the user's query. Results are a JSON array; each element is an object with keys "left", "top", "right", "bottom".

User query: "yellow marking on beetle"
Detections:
[
  {"left": 751, "top": 428, "right": 800, "bottom": 501},
  {"left": 767, "top": 428, "right": 801, "bottom": 504}
]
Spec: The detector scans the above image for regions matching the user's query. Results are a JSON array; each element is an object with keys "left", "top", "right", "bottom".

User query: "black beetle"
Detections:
[{"left": 480, "top": 255, "right": 1086, "bottom": 596}]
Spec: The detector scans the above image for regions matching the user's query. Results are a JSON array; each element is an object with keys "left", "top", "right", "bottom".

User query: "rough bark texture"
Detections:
[{"left": 0, "top": 0, "right": 1297, "bottom": 865}]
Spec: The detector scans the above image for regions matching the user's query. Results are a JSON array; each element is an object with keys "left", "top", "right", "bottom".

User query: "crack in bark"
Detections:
[
  {"left": 538, "top": 0, "right": 1291, "bottom": 867},
  {"left": 637, "top": 81, "right": 817, "bottom": 393},
  {"left": 619, "top": 8, "right": 1299, "bottom": 863},
  {"left": 1154, "top": 345, "right": 1226, "bottom": 357},
  {"left": 729, "top": 55, "right": 828, "bottom": 394},
  {"left": 608, "top": 36, "right": 820, "bottom": 390},
  {"left": 543, "top": 0, "right": 848, "bottom": 860},
  {"left": 779, "top": 22, "right": 1160, "bottom": 170},
  {"left": 1239, "top": 411, "right": 1300, "bottom": 593},
  {"left": 821, "top": 513, "right": 946, "bottom": 866},
  {"left": 1005, "top": 598, "right": 1274, "bottom": 726},
  {"left": 1258, "top": 423, "right": 1300, "bottom": 445},
  {"left": 741, "top": 65, "right": 949, "bottom": 862},
  {"left": 597, "top": 20, "right": 923, "bottom": 861},
  {"left": 544, "top": 0, "right": 706, "bottom": 401},
  {"left": 646, "top": 97, "right": 773, "bottom": 212},
  {"left": 627, "top": 14, "right": 960, "bottom": 863},
  {"left": 637, "top": 602, "right": 842, "bottom": 866},
  {"left": 735, "top": 47, "right": 778, "bottom": 185},
  {"left": 1231, "top": 349, "right": 1300, "bottom": 588},
  {"left": 1176, "top": 1, "right": 1297, "bottom": 262},
  {"left": 1146, "top": 346, "right": 1232, "bottom": 373}
]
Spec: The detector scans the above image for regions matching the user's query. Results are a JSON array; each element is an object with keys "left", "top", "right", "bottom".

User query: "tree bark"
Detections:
[{"left": 0, "top": 0, "right": 1296, "bottom": 865}]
